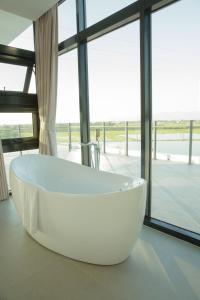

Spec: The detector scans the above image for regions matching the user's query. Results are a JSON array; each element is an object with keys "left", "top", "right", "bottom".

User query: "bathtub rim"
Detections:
[{"left": 10, "top": 154, "right": 146, "bottom": 198}]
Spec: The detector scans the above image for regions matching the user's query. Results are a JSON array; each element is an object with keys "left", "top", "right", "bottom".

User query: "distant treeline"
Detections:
[{"left": 1, "top": 121, "right": 200, "bottom": 141}]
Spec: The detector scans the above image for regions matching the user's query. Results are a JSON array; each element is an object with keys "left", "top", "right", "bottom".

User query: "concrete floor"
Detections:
[{"left": 0, "top": 199, "right": 200, "bottom": 300}]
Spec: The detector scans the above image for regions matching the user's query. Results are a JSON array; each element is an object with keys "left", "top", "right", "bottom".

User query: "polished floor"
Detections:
[{"left": 0, "top": 199, "right": 200, "bottom": 300}]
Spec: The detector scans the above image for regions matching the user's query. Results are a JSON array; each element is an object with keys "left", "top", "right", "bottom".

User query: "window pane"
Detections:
[
  {"left": 0, "top": 63, "right": 26, "bottom": 91},
  {"left": 56, "top": 50, "right": 81, "bottom": 163},
  {"left": 0, "top": 113, "right": 33, "bottom": 139},
  {"left": 86, "top": 0, "right": 137, "bottom": 27},
  {"left": 88, "top": 22, "right": 140, "bottom": 177},
  {"left": 1, "top": 113, "right": 36, "bottom": 187},
  {"left": 29, "top": 70, "right": 36, "bottom": 94},
  {"left": 58, "top": 0, "right": 77, "bottom": 42},
  {"left": 152, "top": 0, "right": 200, "bottom": 234},
  {"left": 9, "top": 25, "right": 34, "bottom": 51}
]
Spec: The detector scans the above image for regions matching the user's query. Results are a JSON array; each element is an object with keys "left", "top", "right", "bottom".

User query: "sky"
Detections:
[
  {"left": 57, "top": 0, "right": 200, "bottom": 123},
  {"left": 1, "top": 0, "right": 200, "bottom": 125},
  {"left": 152, "top": 0, "right": 200, "bottom": 120}
]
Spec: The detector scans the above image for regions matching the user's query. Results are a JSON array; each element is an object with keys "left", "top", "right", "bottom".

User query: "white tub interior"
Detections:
[{"left": 11, "top": 154, "right": 137, "bottom": 194}]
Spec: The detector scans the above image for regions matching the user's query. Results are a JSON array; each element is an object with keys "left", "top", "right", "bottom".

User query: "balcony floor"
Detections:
[{"left": 61, "top": 147, "right": 200, "bottom": 234}]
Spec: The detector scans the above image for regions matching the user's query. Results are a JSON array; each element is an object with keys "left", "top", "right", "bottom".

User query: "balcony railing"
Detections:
[
  {"left": 0, "top": 120, "right": 200, "bottom": 164},
  {"left": 55, "top": 120, "right": 200, "bottom": 164}
]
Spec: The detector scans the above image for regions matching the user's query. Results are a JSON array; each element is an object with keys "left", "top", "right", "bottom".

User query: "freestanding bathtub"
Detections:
[{"left": 10, "top": 154, "right": 146, "bottom": 265}]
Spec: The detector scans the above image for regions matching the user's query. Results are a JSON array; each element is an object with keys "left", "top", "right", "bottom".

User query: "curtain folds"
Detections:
[
  {"left": 35, "top": 5, "right": 58, "bottom": 156},
  {"left": 0, "top": 140, "right": 9, "bottom": 201}
]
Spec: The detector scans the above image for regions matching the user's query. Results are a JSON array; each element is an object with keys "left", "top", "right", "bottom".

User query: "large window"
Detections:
[
  {"left": 0, "top": 43, "right": 38, "bottom": 185},
  {"left": 152, "top": 0, "right": 200, "bottom": 234},
  {"left": 88, "top": 22, "right": 140, "bottom": 176},
  {"left": 56, "top": 50, "right": 81, "bottom": 163},
  {"left": 57, "top": 0, "right": 200, "bottom": 244}
]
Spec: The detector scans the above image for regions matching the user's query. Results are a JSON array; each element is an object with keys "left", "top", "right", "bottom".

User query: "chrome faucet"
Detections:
[{"left": 81, "top": 142, "right": 100, "bottom": 170}]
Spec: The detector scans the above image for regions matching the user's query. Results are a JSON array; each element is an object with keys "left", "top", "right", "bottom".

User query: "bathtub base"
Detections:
[
  {"left": 31, "top": 230, "right": 132, "bottom": 265},
  {"left": 10, "top": 154, "right": 146, "bottom": 266}
]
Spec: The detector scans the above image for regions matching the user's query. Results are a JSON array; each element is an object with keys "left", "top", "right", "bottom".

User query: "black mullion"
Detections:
[
  {"left": 23, "top": 66, "right": 33, "bottom": 93},
  {"left": 144, "top": 217, "right": 200, "bottom": 247},
  {"left": 140, "top": 3, "right": 152, "bottom": 217},
  {"left": 76, "top": 0, "right": 91, "bottom": 166}
]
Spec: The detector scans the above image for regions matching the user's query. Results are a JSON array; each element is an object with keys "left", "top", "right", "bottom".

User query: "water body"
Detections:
[{"left": 98, "top": 141, "right": 200, "bottom": 156}]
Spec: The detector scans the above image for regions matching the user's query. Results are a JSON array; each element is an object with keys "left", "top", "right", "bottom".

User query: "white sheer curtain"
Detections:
[
  {"left": 35, "top": 5, "right": 58, "bottom": 156},
  {"left": 0, "top": 139, "right": 9, "bottom": 201}
]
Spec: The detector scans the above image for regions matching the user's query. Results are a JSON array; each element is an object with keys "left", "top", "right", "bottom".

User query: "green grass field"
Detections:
[
  {"left": 55, "top": 121, "right": 200, "bottom": 143},
  {"left": 1, "top": 121, "right": 200, "bottom": 143}
]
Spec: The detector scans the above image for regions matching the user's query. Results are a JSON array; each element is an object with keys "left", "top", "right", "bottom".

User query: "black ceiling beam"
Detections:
[
  {"left": 0, "top": 91, "right": 38, "bottom": 112},
  {"left": 0, "top": 54, "right": 34, "bottom": 66},
  {"left": 0, "top": 44, "right": 35, "bottom": 66},
  {"left": 2, "top": 137, "right": 39, "bottom": 153}
]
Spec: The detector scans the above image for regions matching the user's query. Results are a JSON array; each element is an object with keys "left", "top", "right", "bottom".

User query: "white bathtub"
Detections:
[{"left": 10, "top": 154, "right": 146, "bottom": 265}]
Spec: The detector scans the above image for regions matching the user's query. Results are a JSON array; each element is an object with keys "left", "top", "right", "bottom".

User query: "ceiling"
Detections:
[
  {"left": 0, "top": 0, "right": 59, "bottom": 21},
  {"left": 0, "top": 0, "right": 59, "bottom": 45},
  {"left": 0, "top": 10, "right": 31, "bottom": 45}
]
